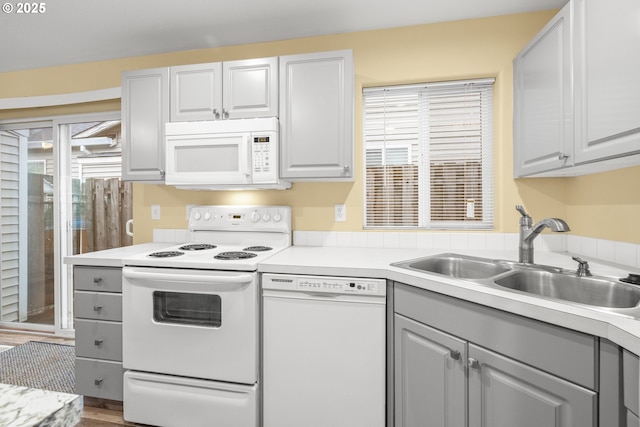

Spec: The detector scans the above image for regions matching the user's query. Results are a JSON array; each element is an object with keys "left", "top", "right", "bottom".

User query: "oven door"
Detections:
[
  {"left": 165, "top": 131, "right": 251, "bottom": 185},
  {"left": 122, "top": 267, "right": 258, "bottom": 384}
]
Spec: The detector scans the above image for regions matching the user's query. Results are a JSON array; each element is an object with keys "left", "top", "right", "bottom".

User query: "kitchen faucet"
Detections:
[{"left": 516, "top": 205, "right": 570, "bottom": 264}]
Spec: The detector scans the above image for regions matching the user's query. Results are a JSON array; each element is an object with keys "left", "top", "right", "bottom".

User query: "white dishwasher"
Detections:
[{"left": 262, "top": 273, "right": 386, "bottom": 427}]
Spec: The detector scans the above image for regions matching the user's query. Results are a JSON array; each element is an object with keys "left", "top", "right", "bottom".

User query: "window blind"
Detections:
[{"left": 363, "top": 79, "right": 494, "bottom": 229}]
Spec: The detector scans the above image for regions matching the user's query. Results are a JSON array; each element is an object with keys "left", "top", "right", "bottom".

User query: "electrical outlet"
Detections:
[
  {"left": 151, "top": 204, "right": 161, "bottom": 220},
  {"left": 335, "top": 204, "right": 346, "bottom": 222}
]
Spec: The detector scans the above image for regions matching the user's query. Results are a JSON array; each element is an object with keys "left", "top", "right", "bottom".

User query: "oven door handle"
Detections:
[{"left": 123, "top": 268, "right": 254, "bottom": 286}]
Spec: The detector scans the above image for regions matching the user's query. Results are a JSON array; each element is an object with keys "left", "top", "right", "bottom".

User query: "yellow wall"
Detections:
[{"left": 3, "top": 11, "right": 640, "bottom": 244}]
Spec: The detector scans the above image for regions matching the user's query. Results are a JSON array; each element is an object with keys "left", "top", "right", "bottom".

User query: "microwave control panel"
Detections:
[{"left": 251, "top": 132, "right": 277, "bottom": 182}]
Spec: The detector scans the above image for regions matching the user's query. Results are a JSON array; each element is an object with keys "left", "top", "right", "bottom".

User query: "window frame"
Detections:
[{"left": 362, "top": 78, "right": 495, "bottom": 230}]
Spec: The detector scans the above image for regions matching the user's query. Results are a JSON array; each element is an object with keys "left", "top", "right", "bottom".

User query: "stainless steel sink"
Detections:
[
  {"left": 392, "top": 253, "right": 640, "bottom": 314},
  {"left": 392, "top": 253, "right": 512, "bottom": 279},
  {"left": 494, "top": 270, "right": 640, "bottom": 309}
]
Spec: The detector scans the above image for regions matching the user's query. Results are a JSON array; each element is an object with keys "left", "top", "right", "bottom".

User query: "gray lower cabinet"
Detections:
[
  {"left": 394, "top": 282, "right": 597, "bottom": 427},
  {"left": 395, "top": 314, "right": 466, "bottom": 427},
  {"left": 468, "top": 344, "right": 595, "bottom": 427},
  {"left": 624, "top": 349, "right": 640, "bottom": 427},
  {"left": 74, "top": 266, "right": 124, "bottom": 401}
]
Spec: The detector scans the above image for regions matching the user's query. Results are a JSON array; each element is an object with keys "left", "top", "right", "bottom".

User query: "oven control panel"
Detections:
[
  {"left": 263, "top": 274, "right": 386, "bottom": 297},
  {"left": 189, "top": 205, "right": 291, "bottom": 233}
]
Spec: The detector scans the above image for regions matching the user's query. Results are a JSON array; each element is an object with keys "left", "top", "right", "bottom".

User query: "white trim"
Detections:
[{"left": 0, "top": 87, "right": 121, "bottom": 110}]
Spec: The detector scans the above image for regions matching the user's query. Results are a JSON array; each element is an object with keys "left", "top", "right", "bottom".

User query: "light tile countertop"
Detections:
[
  {"left": 65, "top": 244, "right": 640, "bottom": 354},
  {"left": 0, "top": 383, "right": 82, "bottom": 427}
]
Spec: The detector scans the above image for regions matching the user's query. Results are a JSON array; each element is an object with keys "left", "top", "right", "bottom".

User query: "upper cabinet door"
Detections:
[
  {"left": 279, "top": 50, "right": 354, "bottom": 180},
  {"left": 513, "top": 4, "right": 573, "bottom": 178},
  {"left": 122, "top": 67, "right": 169, "bottom": 182},
  {"left": 573, "top": 0, "right": 640, "bottom": 164},
  {"left": 170, "top": 63, "right": 223, "bottom": 122},
  {"left": 223, "top": 57, "right": 278, "bottom": 119}
]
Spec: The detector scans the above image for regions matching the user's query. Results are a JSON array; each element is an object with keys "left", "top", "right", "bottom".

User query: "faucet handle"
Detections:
[
  {"left": 572, "top": 256, "right": 592, "bottom": 277},
  {"left": 515, "top": 205, "right": 530, "bottom": 218}
]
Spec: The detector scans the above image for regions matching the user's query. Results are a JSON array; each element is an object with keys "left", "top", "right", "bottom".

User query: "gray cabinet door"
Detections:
[
  {"left": 223, "top": 57, "right": 278, "bottom": 119},
  {"left": 279, "top": 50, "right": 354, "bottom": 180},
  {"left": 122, "top": 67, "right": 169, "bottom": 182},
  {"left": 395, "top": 314, "right": 466, "bottom": 427},
  {"left": 468, "top": 344, "right": 596, "bottom": 427},
  {"left": 170, "top": 62, "right": 222, "bottom": 122},
  {"left": 513, "top": 3, "right": 572, "bottom": 177},
  {"left": 573, "top": 0, "right": 640, "bottom": 164}
]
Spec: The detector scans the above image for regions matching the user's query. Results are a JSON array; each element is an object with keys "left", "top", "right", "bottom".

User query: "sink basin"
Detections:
[
  {"left": 394, "top": 254, "right": 512, "bottom": 279},
  {"left": 494, "top": 270, "right": 640, "bottom": 308}
]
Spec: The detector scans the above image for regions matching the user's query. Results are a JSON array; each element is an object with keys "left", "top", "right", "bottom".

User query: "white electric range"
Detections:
[{"left": 121, "top": 205, "right": 291, "bottom": 427}]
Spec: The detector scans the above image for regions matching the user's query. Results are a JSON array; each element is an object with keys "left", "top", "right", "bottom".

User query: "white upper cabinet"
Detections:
[
  {"left": 223, "top": 57, "right": 278, "bottom": 119},
  {"left": 513, "top": 0, "right": 640, "bottom": 177},
  {"left": 279, "top": 50, "right": 354, "bottom": 181},
  {"left": 513, "top": 4, "right": 572, "bottom": 177},
  {"left": 170, "top": 63, "right": 222, "bottom": 122},
  {"left": 573, "top": 0, "right": 640, "bottom": 164},
  {"left": 122, "top": 67, "right": 169, "bottom": 182},
  {"left": 170, "top": 57, "right": 278, "bottom": 122}
]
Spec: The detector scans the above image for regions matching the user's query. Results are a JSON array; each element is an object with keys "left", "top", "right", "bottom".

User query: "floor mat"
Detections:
[{"left": 0, "top": 341, "right": 74, "bottom": 394}]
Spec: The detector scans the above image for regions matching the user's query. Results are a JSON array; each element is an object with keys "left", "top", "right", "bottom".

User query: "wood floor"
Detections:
[{"left": 0, "top": 330, "right": 136, "bottom": 426}]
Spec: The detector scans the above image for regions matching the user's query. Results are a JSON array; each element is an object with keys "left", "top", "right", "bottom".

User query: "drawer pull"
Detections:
[
  {"left": 94, "top": 339, "right": 103, "bottom": 347},
  {"left": 93, "top": 277, "right": 103, "bottom": 284},
  {"left": 93, "top": 305, "right": 103, "bottom": 312},
  {"left": 94, "top": 378, "right": 103, "bottom": 386},
  {"left": 450, "top": 349, "right": 461, "bottom": 360}
]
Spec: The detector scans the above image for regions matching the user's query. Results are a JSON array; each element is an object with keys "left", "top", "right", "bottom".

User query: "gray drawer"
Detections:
[
  {"left": 75, "top": 319, "right": 122, "bottom": 362},
  {"left": 394, "top": 282, "right": 597, "bottom": 390},
  {"left": 624, "top": 349, "right": 639, "bottom": 416},
  {"left": 75, "top": 357, "right": 124, "bottom": 401},
  {"left": 74, "top": 266, "right": 122, "bottom": 292},
  {"left": 75, "top": 291, "right": 122, "bottom": 321}
]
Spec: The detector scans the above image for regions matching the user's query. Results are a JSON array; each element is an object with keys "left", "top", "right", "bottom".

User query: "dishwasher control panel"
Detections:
[{"left": 263, "top": 274, "right": 386, "bottom": 296}]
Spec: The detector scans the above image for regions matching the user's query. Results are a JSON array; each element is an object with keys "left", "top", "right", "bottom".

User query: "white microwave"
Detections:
[{"left": 165, "top": 117, "right": 290, "bottom": 190}]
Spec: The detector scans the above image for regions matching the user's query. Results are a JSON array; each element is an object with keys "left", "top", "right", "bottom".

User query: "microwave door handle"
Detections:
[{"left": 245, "top": 135, "right": 252, "bottom": 180}]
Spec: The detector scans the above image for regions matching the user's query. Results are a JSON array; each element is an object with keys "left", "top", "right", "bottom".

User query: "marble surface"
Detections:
[{"left": 0, "top": 383, "right": 82, "bottom": 427}]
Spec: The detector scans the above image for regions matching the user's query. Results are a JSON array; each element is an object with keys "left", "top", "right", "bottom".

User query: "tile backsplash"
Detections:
[{"left": 152, "top": 228, "right": 640, "bottom": 269}]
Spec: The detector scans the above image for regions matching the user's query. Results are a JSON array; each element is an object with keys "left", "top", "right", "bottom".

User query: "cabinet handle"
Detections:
[
  {"left": 94, "top": 339, "right": 103, "bottom": 347},
  {"left": 213, "top": 109, "right": 220, "bottom": 119},
  {"left": 93, "top": 305, "right": 103, "bottom": 312},
  {"left": 468, "top": 358, "right": 480, "bottom": 369},
  {"left": 450, "top": 349, "right": 461, "bottom": 360},
  {"left": 223, "top": 109, "right": 229, "bottom": 119},
  {"left": 93, "top": 277, "right": 103, "bottom": 284},
  {"left": 94, "top": 378, "right": 103, "bottom": 386},
  {"left": 558, "top": 153, "right": 569, "bottom": 161}
]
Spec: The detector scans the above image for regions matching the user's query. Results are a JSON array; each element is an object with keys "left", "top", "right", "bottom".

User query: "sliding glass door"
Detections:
[{"left": 0, "top": 112, "right": 127, "bottom": 334}]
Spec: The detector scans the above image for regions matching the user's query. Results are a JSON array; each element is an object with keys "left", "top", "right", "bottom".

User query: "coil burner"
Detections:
[
  {"left": 243, "top": 246, "right": 273, "bottom": 252},
  {"left": 214, "top": 251, "right": 258, "bottom": 260},
  {"left": 179, "top": 243, "right": 217, "bottom": 251},
  {"left": 148, "top": 251, "right": 185, "bottom": 258}
]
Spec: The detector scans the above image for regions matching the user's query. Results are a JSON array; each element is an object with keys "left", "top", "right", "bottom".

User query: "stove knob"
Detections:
[
  {"left": 251, "top": 211, "right": 261, "bottom": 222},
  {"left": 273, "top": 212, "right": 282, "bottom": 222},
  {"left": 262, "top": 213, "right": 271, "bottom": 222},
  {"left": 193, "top": 211, "right": 202, "bottom": 221},
  {"left": 204, "top": 212, "right": 212, "bottom": 221}
]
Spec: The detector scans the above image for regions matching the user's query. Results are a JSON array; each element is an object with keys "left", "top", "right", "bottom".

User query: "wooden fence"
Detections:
[{"left": 78, "top": 178, "right": 133, "bottom": 253}]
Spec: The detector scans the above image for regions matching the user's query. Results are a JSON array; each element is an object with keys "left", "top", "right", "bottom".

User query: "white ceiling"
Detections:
[{"left": 1, "top": 0, "right": 567, "bottom": 74}]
